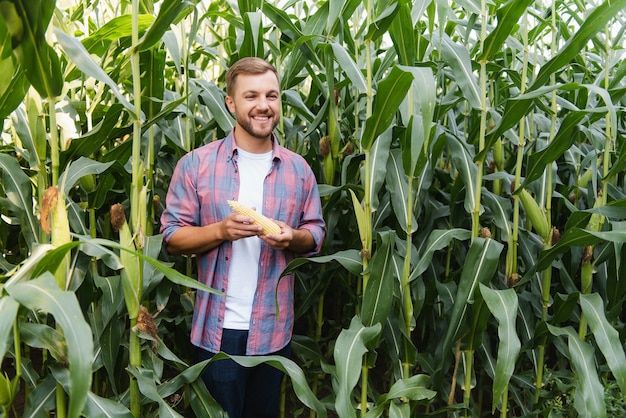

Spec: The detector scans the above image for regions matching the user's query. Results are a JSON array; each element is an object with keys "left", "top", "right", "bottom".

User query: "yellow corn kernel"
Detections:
[{"left": 227, "top": 200, "right": 281, "bottom": 235}]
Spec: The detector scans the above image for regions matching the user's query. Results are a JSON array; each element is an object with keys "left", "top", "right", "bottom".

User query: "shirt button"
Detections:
[{"left": 217, "top": 318, "right": 221, "bottom": 322}]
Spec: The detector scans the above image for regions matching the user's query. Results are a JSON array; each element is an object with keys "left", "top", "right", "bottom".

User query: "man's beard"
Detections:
[{"left": 237, "top": 113, "right": 279, "bottom": 139}]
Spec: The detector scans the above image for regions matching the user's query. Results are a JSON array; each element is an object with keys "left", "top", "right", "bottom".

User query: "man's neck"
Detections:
[{"left": 233, "top": 128, "right": 273, "bottom": 154}]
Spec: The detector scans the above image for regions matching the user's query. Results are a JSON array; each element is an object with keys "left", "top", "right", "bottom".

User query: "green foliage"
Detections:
[{"left": 1, "top": 0, "right": 625, "bottom": 417}]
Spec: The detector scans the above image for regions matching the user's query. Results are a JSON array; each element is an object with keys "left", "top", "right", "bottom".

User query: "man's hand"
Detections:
[
  {"left": 260, "top": 220, "right": 315, "bottom": 254},
  {"left": 220, "top": 212, "right": 264, "bottom": 241},
  {"left": 259, "top": 220, "right": 291, "bottom": 250}
]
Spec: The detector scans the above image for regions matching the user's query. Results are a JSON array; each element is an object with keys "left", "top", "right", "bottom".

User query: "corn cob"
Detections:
[
  {"left": 518, "top": 188, "right": 549, "bottom": 240},
  {"left": 41, "top": 186, "right": 71, "bottom": 289},
  {"left": 227, "top": 200, "right": 281, "bottom": 235}
]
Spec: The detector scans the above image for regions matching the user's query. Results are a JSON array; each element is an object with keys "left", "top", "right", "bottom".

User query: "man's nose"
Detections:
[{"left": 256, "top": 96, "right": 269, "bottom": 109}]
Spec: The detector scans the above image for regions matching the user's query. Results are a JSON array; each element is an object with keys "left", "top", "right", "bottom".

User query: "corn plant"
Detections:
[{"left": 2, "top": 0, "right": 626, "bottom": 417}]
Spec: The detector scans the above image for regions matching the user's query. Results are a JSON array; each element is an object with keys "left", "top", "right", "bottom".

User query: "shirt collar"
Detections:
[{"left": 226, "top": 129, "right": 282, "bottom": 162}]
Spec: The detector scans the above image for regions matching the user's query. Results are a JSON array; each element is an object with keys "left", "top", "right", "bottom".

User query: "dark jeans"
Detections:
[{"left": 197, "top": 329, "right": 291, "bottom": 418}]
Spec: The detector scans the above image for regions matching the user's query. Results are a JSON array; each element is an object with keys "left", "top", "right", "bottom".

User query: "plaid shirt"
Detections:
[{"left": 160, "top": 131, "right": 325, "bottom": 355}]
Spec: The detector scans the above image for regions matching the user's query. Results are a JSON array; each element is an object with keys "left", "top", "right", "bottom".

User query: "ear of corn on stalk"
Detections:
[
  {"left": 227, "top": 200, "right": 281, "bottom": 235},
  {"left": 518, "top": 188, "right": 549, "bottom": 240},
  {"left": 111, "top": 203, "right": 141, "bottom": 319},
  {"left": 41, "top": 187, "right": 71, "bottom": 289}
]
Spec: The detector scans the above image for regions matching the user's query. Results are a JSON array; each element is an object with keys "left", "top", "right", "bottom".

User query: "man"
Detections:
[{"left": 160, "top": 57, "right": 326, "bottom": 418}]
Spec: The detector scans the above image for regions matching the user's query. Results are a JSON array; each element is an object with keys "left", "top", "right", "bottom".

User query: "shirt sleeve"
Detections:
[
  {"left": 160, "top": 153, "right": 200, "bottom": 243},
  {"left": 297, "top": 167, "right": 326, "bottom": 257}
]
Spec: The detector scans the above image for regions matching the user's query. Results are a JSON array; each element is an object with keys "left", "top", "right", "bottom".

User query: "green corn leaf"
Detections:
[
  {"left": 369, "top": 128, "right": 393, "bottom": 211},
  {"left": 222, "top": 353, "right": 328, "bottom": 417},
  {"left": 11, "top": 104, "right": 41, "bottom": 170},
  {"left": 482, "top": 190, "right": 513, "bottom": 241},
  {"left": 382, "top": 315, "right": 417, "bottom": 378},
  {"left": 325, "top": 0, "right": 344, "bottom": 35},
  {"left": 361, "top": 66, "right": 414, "bottom": 151},
  {"left": 54, "top": 29, "right": 136, "bottom": 118},
  {"left": 579, "top": 293, "right": 626, "bottom": 394},
  {"left": 438, "top": 238, "right": 504, "bottom": 375},
  {"left": 432, "top": 32, "right": 481, "bottom": 110},
  {"left": 283, "top": 90, "right": 316, "bottom": 122},
  {"left": 29, "top": 238, "right": 224, "bottom": 300},
  {"left": 7, "top": 0, "right": 63, "bottom": 98},
  {"left": 521, "top": 110, "right": 587, "bottom": 188},
  {"left": 196, "top": 80, "right": 234, "bottom": 133},
  {"left": 480, "top": 285, "right": 521, "bottom": 413},
  {"left": 84, "top": 392, "right": 133, "bottom": 418},
  {"left": 0, "top": 62, "right": 29, "bottom": 119},
  {"left": 81, "top": 15, "right": 154, "bottom": 55},
  {"left": 22, "top": 374, "right": 56, "bottom": 417},
  {"left": 479, "top": 0, "right": 536, "bottom": 61},
  {"left": 412, "top": 0, "right": 432, "bottom": 22},
  {"left": 187, "top": 379, "right": 226, "bottom": 418},
  {"left": 330, "top": 42, "right": 367, "bottom": 94},
  {"left": 58, "top": 157, "right": 114, "bottom": 195},
  {"left": 128, "top": 367, "right": 185, "bottom": 418},
  {"left": 362, "top": 230, "right": 396, "bottom": 327},
  {"left": 480, "top": 0, "right": 626, "bottom": 161},
  {"left": 333, "top": 316, "right": 382, "bottom": 418},
  {"left": 262, "top": 2, "right": 303, "bottom": 41},
  {"left": 241, "top": 12, "right": 264, "bottom": 58},
  {"left": 547, "top": 324, "right": 606, "bottom": 418},
  {"left": 0, "top": 297, "right": 19, "bottom": 363},
  {"left": 262, "top": 3, "right": 321, "bottom": 79},
  {"left": 140, "top": 48, "right": 166, "bottom": 119},
  {"left": 386, "top": 150, "right": 414, "bottom": 234},
  {"left": 19, "top": 323, "right": 67, "bottom": 364},
  {"left": 7, "top": 273, "right": 93, "bottom": 418},
  {"left": 363, "top": 374, "right": 436, "bottom": 418},
  {"left": 61, "top": 104, "right": 125, "bottom": 164},
  {"left": 98, "top": 313, "right": 124, "bottom": 395},
  {"left": 291, "top": 335, "right": 325, "bottom": 364},
  {"left": 0, "top": 153, "right": 38, "bottom": 249},
  {"left": 3, "top": 244, "right": 54, "bottom": 289},
  {"left": 350, "top": 189, "right": 370, "bottom": 254},
  {"left": 447, "top": 133, "right": 478, "bottom": 214},
  {"left": 389, "top": 1, "right": 414, "bottom": 66},
  {"left": 533, "top": 0, "right": 626, "bottom": 90},
  {"left": 138, "top": 0, "right": 192, "bottom": 52},
  {"left": 536, "top": 227, "right": 626, "bottom": 271},
  {"left": 364, "top": 3, "right": 399, "bottom": 42},
  {"left": 400, "top": 66, "right": 436, "bottom": 177},
  {"left": 410, "top": 228, "right": 472, "bottom": 281},
  {"left": 280, "top": 249, "right": 363, "bottom": 277}
]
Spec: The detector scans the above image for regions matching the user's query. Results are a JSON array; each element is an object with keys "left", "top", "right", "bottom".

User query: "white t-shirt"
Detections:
[{"left": 223, "top": 148, "right": 273, "bottom": 329}]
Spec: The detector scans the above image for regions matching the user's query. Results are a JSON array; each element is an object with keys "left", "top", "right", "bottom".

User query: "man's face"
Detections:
[{"left": 225, "top": 71, "right": 281, "bottom": 141}]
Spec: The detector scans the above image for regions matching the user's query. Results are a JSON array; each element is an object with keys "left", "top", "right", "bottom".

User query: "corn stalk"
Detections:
[{"left": 126, "top": 1, "right": 145, "bottom": 416}]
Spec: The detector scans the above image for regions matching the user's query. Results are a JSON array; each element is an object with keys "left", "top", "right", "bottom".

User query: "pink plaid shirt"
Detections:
[{"left": 160, "top": 131, "right": 325, "bottom": 355}]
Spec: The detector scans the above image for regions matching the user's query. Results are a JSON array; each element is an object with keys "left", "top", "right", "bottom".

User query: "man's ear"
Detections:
[{"left": 225, "top": 95, "right": 235, "bottom": 113}]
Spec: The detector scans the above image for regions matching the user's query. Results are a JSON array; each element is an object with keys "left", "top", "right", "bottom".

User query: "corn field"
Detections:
[{"left": 1, "top": 0, "right": 626, "bottom": 416}]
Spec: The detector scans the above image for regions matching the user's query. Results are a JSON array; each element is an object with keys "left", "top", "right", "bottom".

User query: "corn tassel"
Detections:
[{"left": 227, "top": 200, "right": 281, "bottom": 235}]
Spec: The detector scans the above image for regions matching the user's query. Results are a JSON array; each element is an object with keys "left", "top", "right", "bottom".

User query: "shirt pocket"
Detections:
[{"left": 277, "top": 182, "right": 303, "bottom": 227}]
